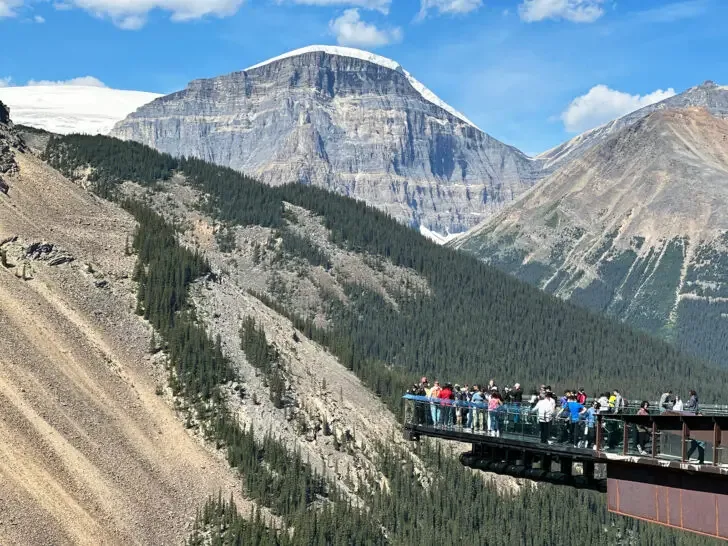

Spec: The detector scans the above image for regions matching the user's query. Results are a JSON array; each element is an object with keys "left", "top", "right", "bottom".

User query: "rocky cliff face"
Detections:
[
  {"left": 0, "top": 100, "right": 24, "bottom": 178},
  {"left": 453, "top": 106, "right": 728, "bottom": 366},
  {"left": 110, "top": 46, "right": 541, "bottom": 234}
]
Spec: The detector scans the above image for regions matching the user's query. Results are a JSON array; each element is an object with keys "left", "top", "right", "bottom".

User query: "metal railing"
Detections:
[{"left": 403, "top": 395, "right": 725, "bottom": 466}]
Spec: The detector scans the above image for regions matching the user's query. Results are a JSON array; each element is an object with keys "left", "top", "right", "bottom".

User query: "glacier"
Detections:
[{"left": 0, "top": 85, "right": 162, "bottom": 135}]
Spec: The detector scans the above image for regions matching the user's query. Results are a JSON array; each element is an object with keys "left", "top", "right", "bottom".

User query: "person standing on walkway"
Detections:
[
  {"left": 685, "top": 389, "right": 699, "bottom": 414},
  {"left": 563, "top": 394, "right": 586, "bottom": 446},
  {"left": 582, "top": 401, "right": 599, "bottom": 448},
  {"left": 576, "top": 388, "right": 587, "bottom": 405},
  {"left": 429, "top": 380, "right": 441, "bottom": 426},
  {"left": 533, "top": 394, "right": 554, "bottom": 444},
  {"left": 635, "top": 401, "right": 650, "bottom": 455},
  {"left": 673, "top": 395, "right": 684, "bottom": 412},
  {"left": 439, "top": 383, "right": 453, "bottom": 427},
  {"left": 469, "top": 386, "right": 484, "bottom": 431},
  {"left": 659, "top": 390, "right": 674, "bottom": 413},
  {"left": 488, "top": 390, "right": 503, "bottom": 437}
]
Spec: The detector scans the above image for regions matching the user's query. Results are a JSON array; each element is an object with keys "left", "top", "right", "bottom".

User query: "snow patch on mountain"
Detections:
[
  {"left": 245, "top": 45, "right": 480, "bottom": 130},
  {"left": 419, "top": 225, "right": 461, "bottom": 245},
  {"left": 0, "top": 85, "right": 161, "bottom": 135}
]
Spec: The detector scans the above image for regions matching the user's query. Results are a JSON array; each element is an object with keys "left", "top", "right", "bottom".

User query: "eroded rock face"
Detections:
[
  {"left": 0, "top": 100, "right": 10, "bottom": 125},
  {"left": 0, "top": 100, "right": 24, "bottom": 178},
  {"left": 111, "top": 49, "right": 541, "bottom": 234}
]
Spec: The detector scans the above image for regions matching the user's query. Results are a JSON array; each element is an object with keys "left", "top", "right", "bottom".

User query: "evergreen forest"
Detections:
[{"left": 44, "top": 133, "right": 725, "bottom": 545}]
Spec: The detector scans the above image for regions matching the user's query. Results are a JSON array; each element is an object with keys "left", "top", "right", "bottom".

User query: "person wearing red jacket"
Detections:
[
  {"left": 439, "top": 383, "right": 454, "bottom": 427},
  {"left": 576, "top": 388, "right": 587, "bottom": 405}
]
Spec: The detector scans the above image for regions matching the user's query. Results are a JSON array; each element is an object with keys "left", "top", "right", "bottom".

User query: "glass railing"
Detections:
[{"left": 403, "top": 395, "right": 724, "bottom": 466}]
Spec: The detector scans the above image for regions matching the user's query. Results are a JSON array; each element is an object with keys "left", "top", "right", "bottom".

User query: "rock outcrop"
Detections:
[
  {"left": 111, "top": 46, "right": 542, "bottom": 234},
  {"left": 0, "top": 100, "right": 24, "bottom": 185}
]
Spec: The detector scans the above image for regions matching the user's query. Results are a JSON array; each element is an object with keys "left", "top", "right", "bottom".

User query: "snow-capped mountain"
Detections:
[
  {"left": 111, "top": 45, "right": 543, "bottom": 234},
  {"left": 0, "top": 85, "right": 161, "bottom": 135}
]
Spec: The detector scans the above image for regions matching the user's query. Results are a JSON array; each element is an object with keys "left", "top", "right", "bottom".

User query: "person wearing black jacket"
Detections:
[{"left": 511, "top": 383, "right": 523, "bottom": 403}]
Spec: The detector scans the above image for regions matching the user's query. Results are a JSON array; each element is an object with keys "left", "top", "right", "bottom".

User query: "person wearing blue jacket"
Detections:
[{"left": 468, "top": 386, "right": 485, "bottom": 431}]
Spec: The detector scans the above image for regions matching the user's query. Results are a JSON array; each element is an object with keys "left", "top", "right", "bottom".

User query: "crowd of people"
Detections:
[{"left": 407, "top": 378, "right": 703, "bottom": 459}]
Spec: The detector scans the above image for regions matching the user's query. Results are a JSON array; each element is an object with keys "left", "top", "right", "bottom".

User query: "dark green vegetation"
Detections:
[
  {"left": 46, "top": 133, "right": 722, "bottom": 545},
  {"left": 125, "top": 201, "right": 384, "bottom": 544},
  {"left": 469, "top": 226, "right": 728, "bottom": 368},
  {"left": 239, "top": 317, "right": 285, "bottom": 408}
]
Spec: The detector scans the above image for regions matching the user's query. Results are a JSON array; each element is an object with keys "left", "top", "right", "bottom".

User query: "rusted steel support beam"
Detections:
[
  {"left": 560, "top": 457, "right": 573, "bottom": 476},
  {"left": 714, "top": 421, "right": 721, "bottom": 467},
  {"left": 596, "top": 415, "right": 603, "bottom": 452},
  {"left": 623, "top": 422, "right": 629, "bottom": 456},
  {"left": 682, "top": 421, "right": 689, "bottom": 463},
  {"left": 651, "top": 421, "right": 658, "bottom": 458},
  {"left": 542, "top": 455, "right": 552, "bottom": 472}
]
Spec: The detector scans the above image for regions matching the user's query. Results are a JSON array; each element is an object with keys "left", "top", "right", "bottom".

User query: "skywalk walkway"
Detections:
[{"left": 402, "top": 395, "right": 728, "bottom": 540}]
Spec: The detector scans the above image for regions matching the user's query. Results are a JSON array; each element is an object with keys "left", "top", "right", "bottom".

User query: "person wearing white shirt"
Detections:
[{"left": 533, "top": 394, "right": 555, "bottom": 444}]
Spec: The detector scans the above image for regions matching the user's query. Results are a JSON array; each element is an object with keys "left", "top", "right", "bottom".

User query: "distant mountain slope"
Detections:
[
  {"left": 537, "top": 81, "right": 728, "bottom": 172},
  {"left": 0, "top": 85, "right": 161, "bottom": 135},
  {"left": 110, "top": 45, "right": 541, "bottom": 235},
  {"left": 453, "top": 106, "right": 728, "bottom": 365}
]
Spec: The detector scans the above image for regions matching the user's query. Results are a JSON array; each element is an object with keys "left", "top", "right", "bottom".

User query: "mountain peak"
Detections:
[{"left": 244, "top": 45, "right": 479, "bottom": 130}]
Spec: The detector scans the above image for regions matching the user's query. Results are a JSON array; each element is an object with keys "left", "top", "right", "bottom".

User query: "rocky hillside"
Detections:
[
  {"left": 453, "top": 106, "right": 728, "bottom": 366},
  {"left": 0, "top": 101, "right": 24, "bottom": 182},
  {"left": 110, "top": 46, "right": 541, "bottom": 235},
  {"left": 0, "top": 122, "right": 249, "bottom": 545},
  {"left": 1, "top": 102, "right": 420, "bottom": 546},
  {"left": 536, "top": 80, "right": 728, "bottom": 172}
]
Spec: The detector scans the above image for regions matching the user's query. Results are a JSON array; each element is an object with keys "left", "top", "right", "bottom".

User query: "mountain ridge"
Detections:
[
  {"left": 110, "top": 47, "right": 542, "bottom": 234},
  {"left": 243, "top": 45, "right": 480, "bottom": 129},
  {"left": 536, "top": 80, "right": 728, "bottom": 172},
  {"left": 453, "top": 104, "right": 728, "bottom": 366}
]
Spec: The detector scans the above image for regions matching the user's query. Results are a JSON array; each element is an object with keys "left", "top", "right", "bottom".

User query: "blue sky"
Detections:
[{"left": 1, "top": 0, "right": 726, "bottom": 153}]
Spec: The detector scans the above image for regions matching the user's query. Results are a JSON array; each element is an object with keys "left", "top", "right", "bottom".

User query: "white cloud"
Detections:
[
  {"left": 0, "top": 0, "right": 23, "bottom": 17},
  {"left": 329, "top": 8, "right": 402, "bottom": 48},
  {"left": 561, "top": 84, "right": 676, "bottom": 132},
  {"left": 26, "top": 76, "right": 107, "bottom": 87},
  {"left": 49, "top": 0, "right": 244, "bottom": 28},
  {"left": 286, "top": 0, "right": 390, "bottom": 15},
  {"left": 519, "top": 0, "right": 605, "bottom": 23},
  {"left": 418, "top": 0, "right": 482, "bottom": 19},
  {"left": 0, "top": 76, "right": 107, "bottom": 88},
  {"left": 34, "top": 14, "right": 45, "bottom": 22}
]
